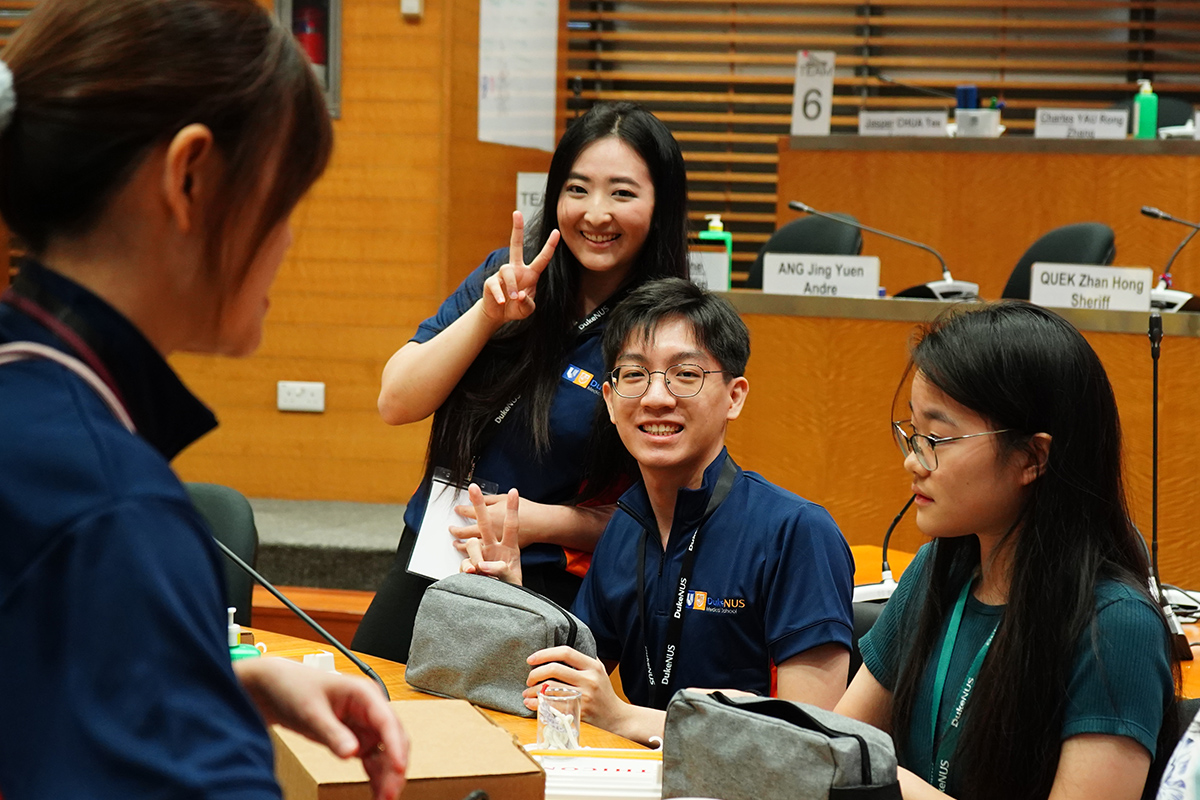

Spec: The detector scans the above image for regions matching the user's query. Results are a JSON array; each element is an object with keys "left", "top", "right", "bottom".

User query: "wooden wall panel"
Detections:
[
  {"left": 777, "top": 140, "right": 1200, "bottom": 299},
  {"left": 726, "top": 311, "right": 1200, "bottom": 590},
  {"left": 172, "top": 0, "right": 566, "bottom": 503},
  {"left": 172, "top": 0, "right": 451, "bottom": 503}
]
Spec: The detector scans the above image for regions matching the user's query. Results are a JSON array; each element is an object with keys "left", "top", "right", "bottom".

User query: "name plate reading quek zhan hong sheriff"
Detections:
[
  {"left": 762, "top": 254, "right": 881, "bottom": 298},
  {"left": 1029, "top": 262, "right": 1152, "bottom": 312}
]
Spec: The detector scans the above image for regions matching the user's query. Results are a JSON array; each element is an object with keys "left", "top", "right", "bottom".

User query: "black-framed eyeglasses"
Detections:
[
  {"left": 892, "top": 419, "right": 1011, "bottom": 471},
  {"left": 609, "top": 364, "right": 725, "bottom": 399}
]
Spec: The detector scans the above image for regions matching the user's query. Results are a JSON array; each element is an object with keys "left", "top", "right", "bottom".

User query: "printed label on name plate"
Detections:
[
  {"left": 1029, "top": 263, "right": 1151, "bottom": 312},
  {"left": 688, "top": 248, "right": 730, "bottom": 291},
  {"left": 762, "top": 253, "right": 880, "bottom": 298},
  {"left": 858, "top": 110, "right": 948, "bottom": 137},
  {"left": 1034, "top": 108, "right": 1127, "bottom": 140}
]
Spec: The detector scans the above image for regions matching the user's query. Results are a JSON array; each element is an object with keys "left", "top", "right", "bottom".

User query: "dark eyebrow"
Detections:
[
  {"left": 909, "top": 401, "right": 956, "bottom": 428},
  {"left": 567, "top": 171, "right": 642, "bottom": 189}
]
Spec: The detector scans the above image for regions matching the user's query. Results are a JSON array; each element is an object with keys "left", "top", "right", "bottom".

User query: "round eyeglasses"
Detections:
[
  {"left": 609, "top": 364, "right": 725, "bottom": 399},
  {"left": 892, "top": 419, "right": 1011, "bottom": 471}
]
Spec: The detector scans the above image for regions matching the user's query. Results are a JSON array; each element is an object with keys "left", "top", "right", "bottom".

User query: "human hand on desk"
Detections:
[
  {"left": 481, "top": 210, "right": 560, "bottom": 325},
  {"left": 458, "top": 484, "right": 523, "bottom": 585},
  {"left": 524, "top": 646, "right": 665, "bottom": 745},
  {"left": 233, "top": 657, "right": 408, "bottom": 800}
]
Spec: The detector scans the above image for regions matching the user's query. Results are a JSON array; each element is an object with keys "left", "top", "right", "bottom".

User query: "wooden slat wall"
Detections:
[{"left": 563, "top": 0, "right": 1200, "bottom": 281}]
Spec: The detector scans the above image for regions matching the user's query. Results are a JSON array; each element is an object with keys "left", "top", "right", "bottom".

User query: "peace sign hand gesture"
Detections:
[
  {"left": 480, "top": 211, "right": 561, "bottom": 326},
  {"left": 459, "top": 485, "right": 524, "bottom": 585}
]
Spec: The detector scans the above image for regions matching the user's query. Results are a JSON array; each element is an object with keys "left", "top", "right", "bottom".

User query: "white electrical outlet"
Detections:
[{"left": 277, "top": 381, "right": 325, "bottom": 413}]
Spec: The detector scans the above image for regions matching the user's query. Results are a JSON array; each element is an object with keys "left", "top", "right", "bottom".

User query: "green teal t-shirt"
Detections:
[{"left": 859, "top": 542, "right": 1173, "bottom": 796}]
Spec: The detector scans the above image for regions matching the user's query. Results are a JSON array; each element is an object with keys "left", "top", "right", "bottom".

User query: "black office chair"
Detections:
[
  {"left": 747, "top": 213, "right": 863, "bottom": 289},
  {"left": 1001, "top": 222, "right": 1116, "bottom": 300},
  {"left": 1116, "top": 95, "right": 1196, "bottom": 134},
  {"left": 848, "top": 600, "right": 886, "bottom": 685},
  {"left": 186, "top": 482, "right": 259, "bottom": 626}
]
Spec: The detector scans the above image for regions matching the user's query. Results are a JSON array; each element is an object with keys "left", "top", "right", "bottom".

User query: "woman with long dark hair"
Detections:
[
  {"left": 836, "top": 301, "right": 1178, "bottom": 800},
  {"left": 354, "top": 102, "right": 691, "bottom": 662},
  {"left": 0, "top": 0, "right": 405, "bottom": 797}
]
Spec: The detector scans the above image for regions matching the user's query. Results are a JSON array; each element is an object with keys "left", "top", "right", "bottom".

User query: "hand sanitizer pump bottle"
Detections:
[
  {"left": 1134, "top": 79, "right": 1158, "bottom": 140},
  {"left": 699, "top": 214, "right": 733, "bottom": 271}
]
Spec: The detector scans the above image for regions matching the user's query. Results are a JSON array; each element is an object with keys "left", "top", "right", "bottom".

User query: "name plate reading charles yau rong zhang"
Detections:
[
  {"left": 858, "top": 110, "right": 948, "bottom": 137},
  {"left": 1034, "top": 108, "right": 1128, "bottom": 140},
  {"left": 762, "top": 254, "right": 881, "bottom": 298},
  {"left": 1029, "top": 263, "right": 1151, "bottom": 312}
]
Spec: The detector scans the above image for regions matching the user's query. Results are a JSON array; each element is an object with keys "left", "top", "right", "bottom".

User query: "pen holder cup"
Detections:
[
  {"left": 954, "top": 108, "right": 1002, "bottom": 138},
  {"left": 537, "top": 684, "right": 583, "bottom": 749}
]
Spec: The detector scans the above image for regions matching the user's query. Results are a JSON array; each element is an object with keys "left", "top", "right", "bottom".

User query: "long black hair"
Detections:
[
  {"left": 890, "top": 301, "right": 1179, "bottom": 800},
  {"left": 426, "top": 102, "right": 689, "bottom": 484}
]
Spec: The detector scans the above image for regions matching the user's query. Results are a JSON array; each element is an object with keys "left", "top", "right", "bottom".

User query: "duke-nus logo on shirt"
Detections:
[
  {"left": 686, "top": 589, "right": 746, "bottom": 614},
  {"left": 562, "top": 364, "right": 602, "bottom": 395}
]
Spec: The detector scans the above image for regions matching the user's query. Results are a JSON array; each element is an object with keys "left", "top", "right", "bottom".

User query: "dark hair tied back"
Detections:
[{"left": 0, "top": 0, "right": 332, "bottom": 277}]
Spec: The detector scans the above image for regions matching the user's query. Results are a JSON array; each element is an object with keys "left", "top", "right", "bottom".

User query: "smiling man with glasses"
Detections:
[{"left": 461, "top": 277, "right": 853, "bottom": 745}]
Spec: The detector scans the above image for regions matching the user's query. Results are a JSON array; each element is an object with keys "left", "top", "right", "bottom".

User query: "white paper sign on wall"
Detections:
[
  {"left": 790, "top": 51, "right": 835, "bottom": 136},
  {"left": 1029, "top": 263, "right": 1152, "bottom": 312},
  {"left": 762, "top": 254, "right": 880, "bottom": 298},
  {"left": 515, "top": 172, "right": 547, "bottom": 227}
]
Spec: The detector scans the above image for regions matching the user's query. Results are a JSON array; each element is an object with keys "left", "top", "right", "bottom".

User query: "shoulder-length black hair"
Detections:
[
  {"left": 427, "top": 102, "right": 689, "bottom": 485},
  {"left": 890, "top": 301, "right": 1178, "bottom": 800}
]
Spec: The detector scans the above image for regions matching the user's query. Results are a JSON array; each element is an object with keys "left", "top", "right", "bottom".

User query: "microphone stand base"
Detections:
[
  {"left": 1151, "top": 288, "right": 1200, "bottom": 313},
  {"left": 853, "top": 581, "right": 897, "bottom": 603},
  {"left": 894, "top": 279, "right": 980, "bottom": 301}
]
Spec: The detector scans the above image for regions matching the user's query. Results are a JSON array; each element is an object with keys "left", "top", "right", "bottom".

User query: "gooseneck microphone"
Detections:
[
  {"left": 1141, "top": 206, "right": 1200, "bottom": 312},
  {"left": 212, "top": 538, "right": 392, "bottom": 699},
  {"left": 1146, "top": 313, "right": 1193, "bottom": 660},
  {"left": 853, "top": 494, "right": 915, "bottom": 603},
  {"left": 787, "top": 201, "right": 979, "bottom": 300},
  {"left": 877, "top": 74, "right": 957, "bottom": 101}
]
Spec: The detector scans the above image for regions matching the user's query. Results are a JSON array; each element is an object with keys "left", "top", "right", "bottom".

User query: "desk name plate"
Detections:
[
  {"left": 1029, "top": 262, "right": 1152, "bottom": 312},
  {"left": 762, "top": 253, "right": 881, "bottom": 298},
  {"left": 858, "top": 110, "right": 948, "bottom": 137},
  {"left": 1034, "top": 108, "right": 1128, "bottom": 140}
]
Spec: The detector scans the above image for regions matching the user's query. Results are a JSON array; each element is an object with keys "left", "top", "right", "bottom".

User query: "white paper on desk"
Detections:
[{"left": 409, "top": 471, "right": 499, "bottom": 581}]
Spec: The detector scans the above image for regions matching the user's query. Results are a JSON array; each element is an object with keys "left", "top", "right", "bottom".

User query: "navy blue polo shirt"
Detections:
[
  {"left": 403, "top": 248, "right": 611, "bottom": 569},
  {"left": 0, "top": 262, "right": 279, "bottom": 799},
  {"left": 573, "top": 451, "right": 855, "bottom": 708}
]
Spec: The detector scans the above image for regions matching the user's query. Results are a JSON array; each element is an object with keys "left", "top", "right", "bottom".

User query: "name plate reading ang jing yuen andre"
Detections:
[
  {"left": 858, "top": 110, "right": 948, "bottom": 137},
  {"left": 762, "top": 253, "right": 881, "bottom": 298},
  {"left": 1029, "top": 262, "right": 1152, "bottom": 312},
  {"left": 1034, "top": 108, "right": 1128, "bottom": 140}
]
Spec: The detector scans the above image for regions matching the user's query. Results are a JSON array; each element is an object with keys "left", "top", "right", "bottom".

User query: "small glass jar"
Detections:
[{"left": 536, "top": 684, "right": 582, "bottom": 749}]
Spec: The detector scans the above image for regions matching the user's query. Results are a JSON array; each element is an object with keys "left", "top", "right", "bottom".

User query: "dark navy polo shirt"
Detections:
[
  {"left": 573, "top": 450, "right": 855, "bottom": 709},
  {"left": 0, "top": 262, "right": 279, "bottom": 799},
  {"left": 403, "top": 248, "right": 610, "bottom": 569}
]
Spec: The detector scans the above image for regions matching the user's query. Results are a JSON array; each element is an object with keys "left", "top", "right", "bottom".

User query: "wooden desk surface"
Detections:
[{"left": 248, "top": 628, "right": 644, "bottom": 751}]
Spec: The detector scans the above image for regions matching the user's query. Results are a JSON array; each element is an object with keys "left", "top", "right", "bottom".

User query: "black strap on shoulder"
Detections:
[{"left": 638, "top": 454, "right": 738, "bottom": 707}]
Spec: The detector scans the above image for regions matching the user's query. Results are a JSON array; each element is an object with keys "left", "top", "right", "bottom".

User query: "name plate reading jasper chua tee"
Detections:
[
  {"left": 858, "top": 110, "right": 948, "bottom": 137},
  {"left": 1034, "top": 108, "right": 1128, "bottom": 139},
  {"left": 1029, "top": 262, "right": 1152, "bottom": 312},
  {"left": 762, "top": 254, "right": 881, "bottom": 298}
]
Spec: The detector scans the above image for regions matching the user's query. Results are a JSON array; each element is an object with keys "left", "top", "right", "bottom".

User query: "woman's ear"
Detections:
[
  {"left": 162, "top": 124, "right": 216, "bottom": 234},
  {"left": 1019, "top": 432, "right": 1052, "bottom": 485}
]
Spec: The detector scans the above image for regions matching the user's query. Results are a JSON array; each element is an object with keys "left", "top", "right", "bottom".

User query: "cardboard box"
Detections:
[{"left": 273, "top": 698, "right": 545, "bottom": 800}]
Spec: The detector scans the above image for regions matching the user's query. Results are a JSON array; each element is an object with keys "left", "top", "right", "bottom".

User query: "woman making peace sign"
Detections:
[{"left": 353, "top": 103, "right": 691, "bottom": 662}]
